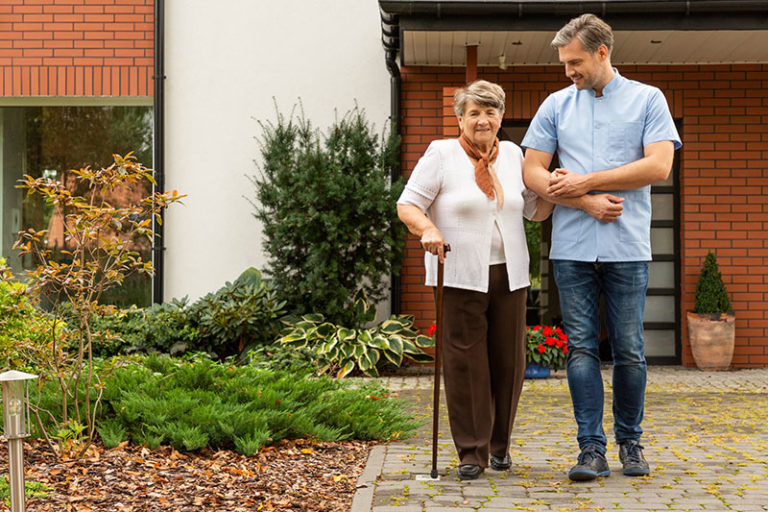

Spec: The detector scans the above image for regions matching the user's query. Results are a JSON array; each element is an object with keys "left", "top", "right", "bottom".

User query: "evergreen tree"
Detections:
[
  {"left": 251, "top": 106, "right": 405, "bottom": 327},
  {"left": 694, "top": 251, "right": 731, "bottom": 314}
]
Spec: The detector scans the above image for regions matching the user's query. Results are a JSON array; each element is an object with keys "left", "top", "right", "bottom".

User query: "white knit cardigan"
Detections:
[{"left": 398, "top": 139, "right": 538, "bottom": 293}]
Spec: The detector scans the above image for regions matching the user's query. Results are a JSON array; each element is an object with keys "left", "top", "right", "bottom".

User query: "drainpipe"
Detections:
[
  {"left": 381, "top": 8, "right": 402, "bottom": 315},
  {"left": 152, "top": 0, "right": 166, "bottom": 304}
]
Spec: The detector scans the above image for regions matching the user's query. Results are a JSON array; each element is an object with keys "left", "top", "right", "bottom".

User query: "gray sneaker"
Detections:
[
  {"left": 568, "top": 445, "right": 610, "bottom": 481},
  {"left": 619, "top": 440, "right": 650, "bottom": 476}
]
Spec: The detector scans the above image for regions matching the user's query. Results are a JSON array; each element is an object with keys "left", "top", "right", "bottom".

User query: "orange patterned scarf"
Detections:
[{"left": 458, "top": 132, "right": 504, "bottom": 208}]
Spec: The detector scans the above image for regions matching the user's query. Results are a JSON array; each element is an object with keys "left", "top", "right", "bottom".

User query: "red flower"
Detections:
[
  {"left": 526, "top": 325, "right": 568, "bottom": 370},
  {"left": 559, "top": 332, "right": 568, "bottom": 342},
  {"left": 428, "top": 323, "right": 436, "bottom": 337}
]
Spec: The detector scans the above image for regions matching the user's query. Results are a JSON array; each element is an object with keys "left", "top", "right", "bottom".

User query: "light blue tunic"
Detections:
[{"left": 522, "top": 69, "right": 682, "bottom": 262}]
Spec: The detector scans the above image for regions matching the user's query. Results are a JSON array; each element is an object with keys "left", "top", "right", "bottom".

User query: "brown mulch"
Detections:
[{"left": 2, "top": 439, "right": 373, "bottom": 512}]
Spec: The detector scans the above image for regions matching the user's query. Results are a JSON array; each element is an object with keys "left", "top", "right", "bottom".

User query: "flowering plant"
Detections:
[{"left": 526, "top": 325, "right": 568, "bottom": 370}]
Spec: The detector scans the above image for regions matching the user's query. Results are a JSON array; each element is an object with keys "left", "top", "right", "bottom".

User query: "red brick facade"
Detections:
[
  {"left": 399, "top": 64, "right": 768, "bottom": 368},
  {"left": 3, "top": 2, "right": 766, "bottom": 367},
  {"left": 0, "top": 0, "right": 154, "bottom": 96}
]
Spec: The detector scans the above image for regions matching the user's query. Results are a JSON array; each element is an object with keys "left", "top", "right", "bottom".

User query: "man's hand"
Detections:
[
  {"left": 582, "top": 194, "right": 625, "bottom": 222},
  {"left": 547, "top": 169, "right": 591, "bottom": 198}
]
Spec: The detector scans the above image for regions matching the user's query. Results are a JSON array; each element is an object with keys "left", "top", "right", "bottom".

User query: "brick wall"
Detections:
[
  {"left": 399, "top": 64, "right": 768, "bottom": 368},
  {"left": 0, "top": 0, "right": 154, "bottom": 96}
]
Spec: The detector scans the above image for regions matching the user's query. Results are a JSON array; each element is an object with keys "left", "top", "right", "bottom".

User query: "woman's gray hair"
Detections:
[
  {"left": 551, "top": 13, "right": 614, "bottom": 55},
  {"left": 453, "top": 80, "right": 506, "bottom": 118}
]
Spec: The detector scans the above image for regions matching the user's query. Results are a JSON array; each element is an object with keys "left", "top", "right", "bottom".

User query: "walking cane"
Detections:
[{"left": 418, "top": 244, "right": 450, "bottom": 482}]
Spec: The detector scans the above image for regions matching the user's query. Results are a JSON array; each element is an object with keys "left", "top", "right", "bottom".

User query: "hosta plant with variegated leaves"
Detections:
[{"left": 279, "top": 293, "right": 434, "bottom": 378}]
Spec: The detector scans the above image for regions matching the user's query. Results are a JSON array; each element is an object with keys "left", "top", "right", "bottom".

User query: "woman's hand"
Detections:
[
  {"left": 547, "top": 168, "right": 591, "bottom": 198},
  {"left": 397, "top": 204, "right": 449, "bottom": 263},
  {"left": 420, "top": 227, "right": 448, "bottom": 263}
]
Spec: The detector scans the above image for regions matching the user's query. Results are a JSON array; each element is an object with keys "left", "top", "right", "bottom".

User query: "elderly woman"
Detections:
[{"left": 397, "top": 80, "right": 552, "bottom": 480}]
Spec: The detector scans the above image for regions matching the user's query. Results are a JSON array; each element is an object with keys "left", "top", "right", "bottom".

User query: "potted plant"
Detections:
[
  {"left": 525, "top": 325, "right": 568, "bottom": 378},
  {"left": 686, "top": 251, "right": 735, "bottom": 371}
]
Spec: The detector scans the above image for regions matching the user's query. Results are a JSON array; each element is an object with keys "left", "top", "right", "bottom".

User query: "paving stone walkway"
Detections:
[{"left": 350, "top": 366, "right": 768, "bottom": 512}]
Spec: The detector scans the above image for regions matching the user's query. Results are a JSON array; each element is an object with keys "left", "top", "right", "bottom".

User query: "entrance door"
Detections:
[{"left": 501, "top": 122, "right": 681, "bottom": 364}]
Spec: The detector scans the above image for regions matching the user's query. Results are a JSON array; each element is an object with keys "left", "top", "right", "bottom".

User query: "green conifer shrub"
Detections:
[
  {"left": 694, "top": 252, "right": 732, "bottom": 314},
  {"left": 251, "top": 106, "right": 405, "bottom": 327},
  {"left": 96, "top": 418, "right": 128, "bottom": 449},
  {"left": 69, "top": 355, "right": 418, "bottom": 455},
  {"left": 234, "top": 431, "right": 270, "bottom": 457}
]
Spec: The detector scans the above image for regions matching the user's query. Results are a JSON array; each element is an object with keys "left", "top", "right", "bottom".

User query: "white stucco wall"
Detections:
[{"left": 164, "top": 0, "right": 391, "bottom": 301}]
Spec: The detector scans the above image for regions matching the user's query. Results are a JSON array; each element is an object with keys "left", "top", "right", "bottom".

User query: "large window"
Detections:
[{"left": 1, "top": 105, "right": 154, "bottom": 307}]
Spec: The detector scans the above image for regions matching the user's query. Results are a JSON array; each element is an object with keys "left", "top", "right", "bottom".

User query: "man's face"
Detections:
[{"left": 558, "top": 38, "right": 609, "bottom": 91}]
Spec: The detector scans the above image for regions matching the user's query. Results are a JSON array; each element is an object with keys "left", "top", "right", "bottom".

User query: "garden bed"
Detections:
[{"left": 5, "top": 439, "right": 371, "bottom": 511}]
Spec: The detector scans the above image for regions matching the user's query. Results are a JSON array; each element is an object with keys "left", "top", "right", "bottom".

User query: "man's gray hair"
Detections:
[
  {"left": 551, "top": 13, "right": 614, "bottom": 55},
  {"left": 453, "top": 80, "right": 506, "bottom": 118}
]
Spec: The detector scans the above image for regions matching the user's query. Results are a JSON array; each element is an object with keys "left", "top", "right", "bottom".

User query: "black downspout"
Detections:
[
  {"left": 382, "top": 10, "right": 402, "bottom": 315},
  {"left": 152, "top": 0, "right": 166, "bottom": 304}
]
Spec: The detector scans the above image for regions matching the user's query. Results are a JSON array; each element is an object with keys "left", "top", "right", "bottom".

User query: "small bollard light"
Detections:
[{"left": 0, "top": 370, "right": 38, "bottom": 512}]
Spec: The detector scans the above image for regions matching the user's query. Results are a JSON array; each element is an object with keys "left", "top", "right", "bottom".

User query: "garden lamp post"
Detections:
[{"left": 0, "top": 370, "right": 38, "bottom": 512}]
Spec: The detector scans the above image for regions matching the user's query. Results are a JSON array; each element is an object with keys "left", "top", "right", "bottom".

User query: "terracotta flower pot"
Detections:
[{"left": 686, "top": 311, "right": 735, "bottom": 371}]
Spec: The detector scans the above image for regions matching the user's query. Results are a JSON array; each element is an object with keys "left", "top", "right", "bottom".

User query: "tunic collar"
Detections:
[{"left": 589, "top": 67, "right": 622, "bottom": 97}]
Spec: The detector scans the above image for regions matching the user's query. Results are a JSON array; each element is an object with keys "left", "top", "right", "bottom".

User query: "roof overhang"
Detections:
[{"left": 380, "top": 1, "right": 768, "bottom": 66}]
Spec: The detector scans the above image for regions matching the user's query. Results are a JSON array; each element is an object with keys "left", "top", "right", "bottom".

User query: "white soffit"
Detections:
[{"left": 403, "top": 30, "right": 768, "bottom": 66}]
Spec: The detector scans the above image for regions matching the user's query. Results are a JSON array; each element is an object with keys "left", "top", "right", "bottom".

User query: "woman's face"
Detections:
[{"left": 458, "top": 99, "right": 502, "bottom": 151}]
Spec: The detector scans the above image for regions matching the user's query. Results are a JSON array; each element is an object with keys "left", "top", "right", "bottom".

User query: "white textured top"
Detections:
[{"left": 398, "top": 139, "right": 538, "bottom": 293}]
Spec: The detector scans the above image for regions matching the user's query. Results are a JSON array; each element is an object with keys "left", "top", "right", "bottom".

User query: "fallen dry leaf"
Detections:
[{"left": 1, "top": 438, "right": 372, "bottom": 512}]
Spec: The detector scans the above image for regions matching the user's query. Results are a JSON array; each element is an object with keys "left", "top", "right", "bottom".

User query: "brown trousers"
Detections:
[{"left": 439, "top": 264, "right": 527, "bottom": 467}]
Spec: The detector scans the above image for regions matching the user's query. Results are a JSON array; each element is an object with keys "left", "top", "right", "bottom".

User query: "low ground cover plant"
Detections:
[{"left": 77, "top": 355, "right": 416, "bottom": 456}]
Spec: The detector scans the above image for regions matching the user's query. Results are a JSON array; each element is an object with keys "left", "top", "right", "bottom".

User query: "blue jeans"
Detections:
[{"left": 553, "top": 260, "right": 649, "bottom": 452}]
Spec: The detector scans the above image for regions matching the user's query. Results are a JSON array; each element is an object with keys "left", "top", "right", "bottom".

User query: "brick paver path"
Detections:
[{"left": 351, "top": 366, "right": 768, "bottom": 512}]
